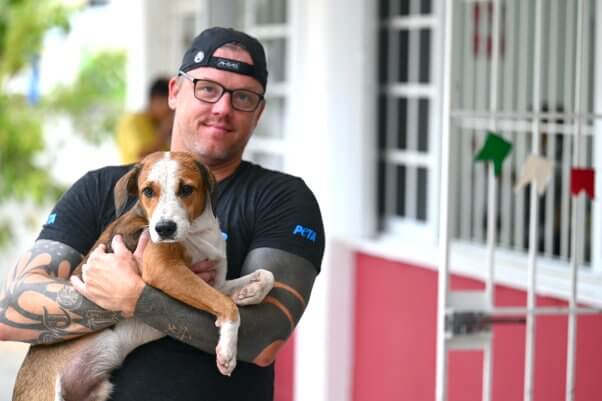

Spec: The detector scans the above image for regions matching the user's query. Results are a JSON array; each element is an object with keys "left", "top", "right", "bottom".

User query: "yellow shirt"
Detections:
[{"left": 116, "top": 112, "right": 169, "bottom": 164}]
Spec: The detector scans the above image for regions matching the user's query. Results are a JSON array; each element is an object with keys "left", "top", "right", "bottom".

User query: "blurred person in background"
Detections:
[
  {"left": 116, "top": 76, "right": 173, "bottom": 163},
  {"left": 0, "top": 27, "right": 324, "bottom": 401}
]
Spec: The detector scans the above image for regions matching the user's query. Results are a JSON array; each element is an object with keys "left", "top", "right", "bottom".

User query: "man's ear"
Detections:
[
  {"left": 168, "top": 77, "right": 180, "bottom": 110},
  {"left": 114, "top": 164, "right": 141, "bottom": 215},
  {"left": 195, "top": 161, "right": 217, "bottom": 216}
]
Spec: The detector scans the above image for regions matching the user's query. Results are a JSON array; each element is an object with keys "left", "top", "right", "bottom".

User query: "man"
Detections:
[
  {"left": 0, "top": 27, "right": 324, "bottom": 401},
  {"left": 116, "top": 77, "right": 174, "bottom": 164}
]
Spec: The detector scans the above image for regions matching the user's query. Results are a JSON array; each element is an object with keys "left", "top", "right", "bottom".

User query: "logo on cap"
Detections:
[
  {"left": 217, "top": 60, "right": 240, "bottom": 71},
  {"left": 194, "top": 51, "right": 205, "bottom": 63}
]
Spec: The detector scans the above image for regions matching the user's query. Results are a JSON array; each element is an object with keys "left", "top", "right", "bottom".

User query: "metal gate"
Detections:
[{"left": 436, "top": 0, "right": 602, "bottom": 400}]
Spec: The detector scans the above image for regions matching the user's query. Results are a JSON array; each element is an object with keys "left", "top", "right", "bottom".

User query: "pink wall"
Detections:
[{"left": 352, "top": 253, "right": 602, "bottom": 401}]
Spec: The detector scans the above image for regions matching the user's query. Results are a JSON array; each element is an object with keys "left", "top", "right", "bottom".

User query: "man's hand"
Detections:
[
  {"left": 189, "top": 259, "right": 217, "bottom": 285},
  {"left": 71, "top": 233, "right": 149, "bottom": 318}
]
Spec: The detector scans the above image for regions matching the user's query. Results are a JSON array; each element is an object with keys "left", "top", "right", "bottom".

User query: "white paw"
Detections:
[
  {"left": 216, "top": 339, "right": 237, "bottom": 376},
  {"left": 233, "top": 269, "right": 274, "bottom": 305}
]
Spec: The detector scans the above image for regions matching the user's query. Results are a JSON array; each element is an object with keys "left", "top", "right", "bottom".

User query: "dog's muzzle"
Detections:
[{"left": 154, "top": 220, "right": 178, "bottom": 240}]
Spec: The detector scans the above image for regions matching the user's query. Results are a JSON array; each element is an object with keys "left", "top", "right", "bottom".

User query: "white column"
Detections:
[{"left": 288, "top": 0, "right": 376, "bottom": 401}]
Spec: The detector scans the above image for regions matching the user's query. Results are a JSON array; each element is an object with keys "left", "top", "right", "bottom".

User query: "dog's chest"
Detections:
[{"left": 182, "top": 213, "right": 227, "bottom": 265}]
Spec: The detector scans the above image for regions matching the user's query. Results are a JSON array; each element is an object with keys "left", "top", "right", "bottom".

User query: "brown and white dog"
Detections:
[{"left": 11, "top": 151, "right": 274, "bottom": 401}]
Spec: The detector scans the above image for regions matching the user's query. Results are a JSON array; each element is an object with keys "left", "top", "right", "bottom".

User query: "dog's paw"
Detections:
[
  {"left": 216, "top": 342, "right": 237, "bottom": 376},
  {"left": 233, "top": 269, "right": 275, "bottom": 305}
]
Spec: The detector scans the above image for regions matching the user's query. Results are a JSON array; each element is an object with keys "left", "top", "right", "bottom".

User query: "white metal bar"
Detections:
[
  {"left": 453, "top": 118, "right": 596, "bottom": 137},
  {"left": 460, "top": 3, "right": 474, "bottom": 240},
  {"left": 593, "top": 0, "right": 602, "bottom": 274},
  {"left": 560, "top": 1, "right": 576, "bottom": 260},
  {"left": 385, "top": 149, "right": 434, "bottom": 167},
  {"left": 446, "top": 306, "right": 602, "bottom": 316},
  {"left": 473, "top": 2, "right": 487, "bottom": 243},
  {"left": 450, "top": 110, "right": 602, "bottom": 120},
  {"left": 566, "top": 0, "right": 586, "bottom": 398},
  {"left": 544, "top": 0, "right": 560, "bottom": 258},
  {"left": 483, "top": 0, "right": 502, "bottom": 398},
  {"left": 384, "top": 15, "right": 438, "bottom": 30},
  {"left": 383, "top": 84, "right": 437, "bottom": 97},
  {"left": 576, "top": 0, "right": 591, "bottom": 266},
  {"left": 436, "top": 0, "right": 455, "bottom": 398},
  {"left": 524, "top": 0, "right": 544, "bottom": 399},
  {"left": 514, "top": 0, "right": 530, "bottom": 253},
  {"left": 500, "top": 0, "right": 517, "bottom": 248}
]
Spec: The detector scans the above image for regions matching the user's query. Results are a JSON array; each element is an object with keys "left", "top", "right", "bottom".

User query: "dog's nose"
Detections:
[{"left": 155, "top": 220, "right": 177, "bottom": 239}]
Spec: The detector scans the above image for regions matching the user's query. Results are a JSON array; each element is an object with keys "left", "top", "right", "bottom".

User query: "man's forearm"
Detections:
[
  {"left": 134, "top": 283, "right": 298, "bottom": 365},
  {"left": 1, "top": 278, "right": 122, "bottom": 344},
  {"left": 134, "top": 248, "right": 316, "bottom": 365},
  {"left": 0, "top": 240, "right": 122, "bottom": 345}
]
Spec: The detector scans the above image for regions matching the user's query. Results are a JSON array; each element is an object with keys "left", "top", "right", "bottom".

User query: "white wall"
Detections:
[{"left": 286, "top": 1, "right": 377, "bottom": 400}]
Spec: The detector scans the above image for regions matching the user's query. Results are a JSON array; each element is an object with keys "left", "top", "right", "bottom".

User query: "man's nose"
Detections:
[{"left": 212, "top": 92, "right": 233, "bottom": 115}]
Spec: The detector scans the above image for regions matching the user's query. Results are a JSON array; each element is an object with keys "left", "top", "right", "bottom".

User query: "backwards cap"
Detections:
[{"left": 179, "top": 27, "right": 269, "bottom": 90}]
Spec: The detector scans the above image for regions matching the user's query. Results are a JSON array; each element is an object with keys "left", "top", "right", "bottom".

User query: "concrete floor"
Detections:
[{"left": 0, "top": 342, "right": 27, "bottom": 401}]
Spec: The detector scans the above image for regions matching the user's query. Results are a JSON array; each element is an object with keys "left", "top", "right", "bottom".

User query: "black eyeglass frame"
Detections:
[{"left": 178, "top": 70, "right": 265, "bottom": 112}]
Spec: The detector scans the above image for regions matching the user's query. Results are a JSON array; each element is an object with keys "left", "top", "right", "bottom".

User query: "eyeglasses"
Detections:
[{"left": 178, "top": 70, "right": 264, "bottom": 112}]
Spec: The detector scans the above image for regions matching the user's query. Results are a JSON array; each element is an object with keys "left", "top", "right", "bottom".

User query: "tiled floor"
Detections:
[{"left": 0, "top": 342, "right": 27, "bottom": 401}]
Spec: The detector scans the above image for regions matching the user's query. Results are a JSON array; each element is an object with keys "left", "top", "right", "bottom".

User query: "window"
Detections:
[
  {"left": 244, "top": 0, "right": 289, "bottom": 171},
  {"left": 449, "top": 0, "right": 599, "bottom": 269},
  {"left": 377, "top": 0, "right": 438, "bottom": 235}
]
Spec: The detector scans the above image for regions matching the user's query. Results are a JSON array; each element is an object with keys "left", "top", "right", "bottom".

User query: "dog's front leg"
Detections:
[{"left": 140, "top": 242, "right": 240, "bottom": 375}]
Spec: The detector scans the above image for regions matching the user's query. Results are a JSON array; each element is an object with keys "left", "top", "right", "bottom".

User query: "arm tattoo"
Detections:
[
  {"left": 0, "top": 240, "right": 122, "bottom": 345},
  {"left": 134, "top": 247, "right": 317, "bottom": 365}
]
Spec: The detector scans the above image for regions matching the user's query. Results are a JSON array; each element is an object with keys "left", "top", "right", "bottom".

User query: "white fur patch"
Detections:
[
  {"left": 147, "top": 153, "right": 191, "bottom": 242},
  {"left": 216, "top": 318, "right": 240, "bottom": 375}
]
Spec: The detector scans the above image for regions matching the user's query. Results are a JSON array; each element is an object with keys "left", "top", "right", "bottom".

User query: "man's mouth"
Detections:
[{"left": 204, "top": 122, "right": 232, "bottom": 133}]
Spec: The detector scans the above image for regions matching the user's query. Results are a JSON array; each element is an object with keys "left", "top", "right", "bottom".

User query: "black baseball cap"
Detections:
[{"left": 179, "top": 27, "right": 269, "bottom": 90}]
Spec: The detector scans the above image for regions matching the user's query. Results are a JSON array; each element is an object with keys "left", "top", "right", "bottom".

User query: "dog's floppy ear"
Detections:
[
  {"left": 114, "top": 164, "right": 141, "bottom": 216},
  {"left": 195, "top": 160, "right": 217, "bottom": 216}
]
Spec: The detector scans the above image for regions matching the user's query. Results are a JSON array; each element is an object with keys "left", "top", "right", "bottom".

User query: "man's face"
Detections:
[{"left": 168, "top": 47, "right": 265, "bottom": 167}]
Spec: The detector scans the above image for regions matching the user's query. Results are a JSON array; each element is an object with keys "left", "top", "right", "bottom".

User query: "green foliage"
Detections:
[
  {"left": 0, "top": 0, "right": 126, "bottom": 247},
  {"left": 0, "top": 94, "right": 65, "bottom": 203},
  {"left": 0, "top": 0, "right": 72, "bottom": 85},
  {"left": 45, "top": 50, "right": 126, "bottom": 144}
]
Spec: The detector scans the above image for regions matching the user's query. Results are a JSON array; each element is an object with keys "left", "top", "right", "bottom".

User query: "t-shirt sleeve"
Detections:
[
  {"left": 250, "top": 177, "right": 325, "bottom": 273},
  {"left": 37, "top": 172, "right": 104, "bottom": 256}
]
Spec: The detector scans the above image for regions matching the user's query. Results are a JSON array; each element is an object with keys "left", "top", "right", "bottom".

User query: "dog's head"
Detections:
[{"left": 114, "top": 151, "right": 216, "bottom": 243}]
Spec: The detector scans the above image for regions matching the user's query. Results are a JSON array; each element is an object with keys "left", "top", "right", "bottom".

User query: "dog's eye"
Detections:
[
  {"left": 142, "top": 187, "right": 154, "bottom": 198},
  {"left": 179, "top": 185, "right": 194, "bottom": 197}
]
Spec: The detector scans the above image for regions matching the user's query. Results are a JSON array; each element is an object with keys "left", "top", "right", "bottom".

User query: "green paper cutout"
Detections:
[{"left": 474, "top": 132, "right": 513, "bottom": 176}]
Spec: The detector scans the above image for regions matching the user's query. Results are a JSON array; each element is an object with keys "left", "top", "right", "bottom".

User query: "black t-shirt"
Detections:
[{"left": 38, "top": 160, "right": 325, "bottom": 401}]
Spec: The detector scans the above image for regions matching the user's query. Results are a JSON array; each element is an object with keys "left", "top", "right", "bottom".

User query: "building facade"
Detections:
[{"left": 124, "top": 1, "right": 602, "bottom": 400}]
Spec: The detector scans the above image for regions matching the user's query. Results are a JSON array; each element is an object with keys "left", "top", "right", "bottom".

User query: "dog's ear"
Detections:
[
  {"left": 114, "top": 164, "right": 141, "bottom": 216},
  {"left": 195, "top": 160, "right": 217, "bottom": 216}
]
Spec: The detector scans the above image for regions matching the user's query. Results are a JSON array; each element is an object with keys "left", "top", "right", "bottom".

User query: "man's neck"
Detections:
[{"left": 207, "top": 158, "right": 242, "bottom": 182}]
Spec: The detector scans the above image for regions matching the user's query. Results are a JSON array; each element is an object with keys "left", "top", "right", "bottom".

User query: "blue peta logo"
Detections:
[
  {"left": 292, "top": 225, "right": 317, "bottom": 242},
  {"left": 47, "top": 213, "right": 57, "bottom": 225}
]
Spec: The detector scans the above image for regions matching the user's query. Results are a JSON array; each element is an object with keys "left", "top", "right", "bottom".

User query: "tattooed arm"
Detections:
[
  {"left": 134, "top": 247, "right": 317, "bottom": 365},
  {"left": 0, "top": 240, "right": 122, "bottom": 345}
]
